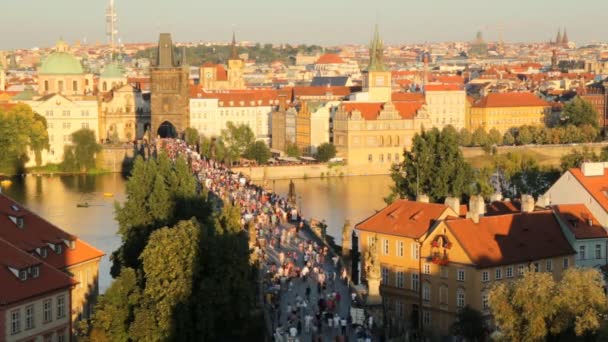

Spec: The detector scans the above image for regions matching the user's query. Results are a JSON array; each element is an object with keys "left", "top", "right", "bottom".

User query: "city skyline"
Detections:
[{"left": 2, "top": 0, "right": 607, "bottom": 50}]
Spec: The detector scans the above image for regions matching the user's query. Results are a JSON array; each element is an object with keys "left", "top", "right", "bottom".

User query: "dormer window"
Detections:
[
  {"left": 32, "top": 266, "right": 40, "bottom": 278},
  {"left": 56, "top": 244, "right": 63, "bottom": 254},
  {"left": 40, "top": 247, "right": 48, "bottom": 258},
  {"left": 11, "top": 204, "right": 19, "bottom": 211},
  {"left": 16, "top": 217, "right": 24, "bottom": 228},
  {"left": 19, "top": 270, "right": 27, "bottom": 281}
]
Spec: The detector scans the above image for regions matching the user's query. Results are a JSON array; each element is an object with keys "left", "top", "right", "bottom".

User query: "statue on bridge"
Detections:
[
  {"left": 341, "top": 219, "right": 352, "bottom": 259},
  {"left": 365, "top": 234, "right": 381, "bottom": 281},
  {"left": 287, "top": 179, "right": 296, "bottom": 207}
]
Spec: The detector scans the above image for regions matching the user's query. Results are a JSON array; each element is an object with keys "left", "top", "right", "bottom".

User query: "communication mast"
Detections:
[{"left": 106, "top": 0, "right": 118, "bottom": 58}]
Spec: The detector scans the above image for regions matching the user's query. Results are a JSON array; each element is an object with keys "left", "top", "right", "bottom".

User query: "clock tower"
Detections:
[{"left": 363, "top": 25, "right": 391, "bottom": 103}]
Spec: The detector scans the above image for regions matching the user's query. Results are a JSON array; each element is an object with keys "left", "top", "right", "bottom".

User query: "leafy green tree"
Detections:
[
  {"left": 316, "top": 142, "right": 337, "bottom": 162},
  {"left": 89, "top": 268, "right": 142, "bottom": 342},
  {"left": 141, "top": 219, "right": 201, "bottom": 340},
  {"left": 487, "top": 128, "right": 502, "bottom": 146},
  {"left": 450, "top": 306, "right": 485, "bottom": 341},
  {"left": 220, "top": 122, "right": 255, "bottom": 164},
  {"left": 533, "top": 127, "right": 551, "bottom": 145},
  {"left": 389, "top": 128, "right": 473, "bottom": 202},
  {"left": 0, "top": 104, "right": 49, "bottom": 174},
  {"left": 562, "top": 124, "right": 583, "bottom": 143},
  {"left": 550, "top": 126, "right": 564, "bottom": 144},
  {"left": 502, "top": 131, "right": 515, "bottom": 145},
  {"left": 580, "top": 124, "right": 599, "bottom": 142},
  {"left": 184, "top": 127, "right": 199, "bottom": 147},
  {"left": 493, "top": 152, "right": 559, "bottom": 198},
  {"left": 62, "top": 128, "right": 102, "bottom": 172},
  {"left": 516, "top": 126, "right": 533, "bottom": 145},
  {"left": 601, "top": 146, "right": 608, "bottom": 161},
  {"left": 243, "top": 140, "right": 271, "bottom": 164},
  {"left": 560, "top": 147, "right": 599, "bottom": 172},
  {"left": 285, "top": 142, "right": 301, "bottom": 158},
  {"left": 199, "top": 135, "right": 212, "bottom": 159},
  {"left": 458, "top": 128, "right": 473, "bottom": 146},
  {"left": 471, "top": 127, "right": 488, "bottom": 146},
  {"left": 561, "top": 96, "right": 599, "bottom": 128}
]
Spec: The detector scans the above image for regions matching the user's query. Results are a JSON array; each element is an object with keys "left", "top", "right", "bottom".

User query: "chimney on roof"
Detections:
[
  {"left": 490, "top": 192, "right": 503, "bottom": 202},
  {"left": 416, "top": 194, "right": 429, "bottom": 203},
  {"left": 466, "top": 195, "right": 485, "bottom": 223},
  {"left": 444, "top": 197, "right": 460, "bottom": 215},
  {"left": 521, "top": 194, "right": 535, "bottom": 213},
  {"left": 581, "top": 162, "right": 606, "bottom": 177},
  {"left": 536, "top": 194, "right": 551, "bottom": 208}
]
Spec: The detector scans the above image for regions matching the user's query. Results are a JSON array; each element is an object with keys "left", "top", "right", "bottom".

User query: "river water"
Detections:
[{"left": 2, "top": 174, "right": 391, "bottom": 293}]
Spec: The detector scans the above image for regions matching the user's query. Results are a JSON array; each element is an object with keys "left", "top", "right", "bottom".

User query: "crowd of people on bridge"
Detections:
[{"left": 156, "top": 138, "right": 374, "bottom": 342}]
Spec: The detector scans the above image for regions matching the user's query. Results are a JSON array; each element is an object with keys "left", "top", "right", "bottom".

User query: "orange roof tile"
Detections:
[
  {"left": 473, "top": 92, "right": 549, "bottom": 108},
  {"left": 393, "top": 102, "right": 423, "bottom": 119},
  {"left": 553, "top": 204, "right": 607, "bottom": 239},
  {"left": 0, "top": 194, "right": 105, "bottom": 270},
  {"left": 316, "top": 54, "right": 345, "bottom": 64},
  {"left": 356, "top": 200, "right": 452, "bottom": 238},
  {"left": 0, "top": 237, "right": 75, "bottom": 305},
  {"left": 342, "top": 102, "right": 383, "bottom": 120},
  {"left": 430, "top": 75, "right": 464, "bottom": 84},
  {"left": 569, "top": 167, "right": 608, "bottom": 213},
  {"left": 425, "top": 84, "right": 463, "bottom": 91},
  {"left": 446, "top": 211, "right": 575, "bottom": 268},
  {"left": 486, "top": 200, "right": 521, "bottom": 216},
  {"left": 189, "top": 86, "right": 280, "bottom": 107}
]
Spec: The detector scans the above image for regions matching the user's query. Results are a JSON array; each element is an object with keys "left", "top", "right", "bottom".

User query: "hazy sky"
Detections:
[{"left": 2, "top": 0, "right": 607, "bottom": 49}]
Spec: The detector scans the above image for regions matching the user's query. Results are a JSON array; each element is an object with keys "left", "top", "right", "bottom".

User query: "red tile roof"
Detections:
[
  {"left": 189, "top": 86, "right": 279, "bottom": 107},
  {"left": 445, "top": 211, "right": 575, "bottom": 268},
  {"left": 486, "top": 200, "right": 521, "bottom": 216},
  {"left": 425, "top": 84, "right": 463, "bottom": 91},
  {"left": 316, "top": 54, "right": 345, "bottom": 65},
  {"left": 472, "top": 92, "right": 550, "bottom": 108},
  {"left": 430, "top": 75, "right": 464, "bottom": 84},
  {"left": 569, "top": 167, "right": 608, "bottom": 213},
  {"left": 553, "top": 204, "right": 607, "bottom": 239},
  {"left": 0, "top": 238, "right": 75, "bottom": 305},
  {"left": 342, "top": 101, "right": 423, "bottom": 120},
  {"left": 391, "top": 92, "right": 425, "bottom": 102},
  {"left": 0, "top": 194, "right": 105, "bottom": 270},
  {"left": 356, "top": 200, "right": 452, "bottom": 238}
]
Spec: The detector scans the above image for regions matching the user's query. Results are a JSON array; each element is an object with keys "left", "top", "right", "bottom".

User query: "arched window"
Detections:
[
  {"left": 44, "top": 80, "right": 49, "bottom": 92},
  {"left": 72, "top": 80, "right": 78, "bottom": 92}
]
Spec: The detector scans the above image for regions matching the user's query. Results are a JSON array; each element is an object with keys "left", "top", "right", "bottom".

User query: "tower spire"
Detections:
[
  {"left": 230, "top": 31, "right": 239, "bottom": 60},
  {"left": 562, "top": 27, "right": 568, "bottom": 46},
  {"left": 555, "top": 28, "right": 562, "bottom": 46},
  {"left": 106, "top": 0, "right": 118, "bottom": 60},
  {"left": 368, "top": 24, "right": 385, "bottom": 72}
]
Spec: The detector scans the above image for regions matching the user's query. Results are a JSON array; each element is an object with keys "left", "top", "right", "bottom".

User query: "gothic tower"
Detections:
[
  {"left": 363, "top": 25, "right": 391, "bottom": 103},
  {"left": 227, "top": 32, "right": 245, "bottom": 89},
  {"left": 555, "top": 29, "right": 562, "bottom": 46},
  {"left": 561, "top": 28, "right": 569, "bottom": 47},
  {"left": 150, "top": 33, "right": 190, "bottom": 138}
]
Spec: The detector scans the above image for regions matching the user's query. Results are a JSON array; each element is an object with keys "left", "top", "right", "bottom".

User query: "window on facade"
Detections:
[
  {"left": 44, "top": 80, "right": 49, "bottom": 92},
  {"left": 440, "top": 285, "right": 448, "bottom": 304},
  {"left": 62, "top": 110, "right": 70, "bottom": 117},
  {"left": 596, "top": 244, "right": 602, "bottom": 259},
  {"left": 58, "top": 81, "right": 64, "bottom": 92},
  {"left": 457, "top": 290, "right": 466, "bottom": 308},
  {"left": 82, "top": 110, "right": 89, "bottom": 116},
  {"left": 518, "top": 264, "right": 525, "bottom": 276},
  {"left": 57, "top": 329, "right": 66, "bottom": 342},
  {"left": 412, "top": 243, "right": 420, "bottom": 260},
  {"left": 381, "top": 267, "right": 389, "bottom": 284},
  {"left": 397, "top": 241, "right": 404, "bottom": 257},
  {"left": 440, "top": 266, "right": 448, "bottom": 278},
  {"left": 534, "top": 262, "right": 540, "bottom": 272},
  {"left": 495, "top": 268, "right": 502, "bottom": 280},
  {"left": 25, "top": 305, "right": 34, "bottom": 330},
  {"left": 81, "top": 122, "right": 89, "bottom": 129},
  {"left": 45, "top": 110, "right": 53, "bottom": 117},
  {"left": 563, "top": 258, "right": 569, "bottom": 269},
  {"left": 579, "top": 245, "right": 586, "bottom": 260},
  {"left": 423, "top": 311, "right": 431, "bottom": 326},
  {"left": 482, "top": 271, "right": 489, "bottom": 282},
  {"left": 19, "top": 269, "right": 27, "bottom": 281},
  {"left": 395, "top": 153, "right": 399, "bottom": 161},
  {"left": 412, "top": 273, "right": 419, "bottom": 291},
  {"left": 424, "top": 264, "right": 430, "bottom": 275},
  {"left": 506, "top": 266, "right": 513, "bottom": 278},
  {"left": 73, "top": 80, "right": 78, "bottom": 92},
  {"left": 423, "top": 283, "right": 431, "bottom": 302},
  {"left": 387, "top": 153, "right": 391, "bottom": 162},
  {"left": 379, "top": 154, "right": 384, "bottom": 162},
  {"left": 57, "top": 295, "right": 66, "bottom": 319},
  {"left": 368, "top": 154, "right": 373, "bottom": 162},
  {"left": 396, "top": 271, "right": 405, "bottom": 288},
  {"left": 395, "top": 300, "right": 404, "bottom": 317},
  {"left": 546, "top": 260, "right": 553, "bottom": 272},
  {"left": 43, "top": 299, "right": 52, "bottom": 323},
  {"left": 11, "top": 309, "right": 20, "bottom": 334},
  {"left": 457, "top": 269, "right": 465, "bottom": 281},
  {"left": 383, "top": 239, "right": 389, "bottom": 255},
  {"left": 32, "top": 266, "right": 39, "bottom": 278}
]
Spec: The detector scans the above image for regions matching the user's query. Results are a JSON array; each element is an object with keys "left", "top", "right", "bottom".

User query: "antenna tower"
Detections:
[{"left": 106, "top": 0, "right": 118, "bottom": 58}]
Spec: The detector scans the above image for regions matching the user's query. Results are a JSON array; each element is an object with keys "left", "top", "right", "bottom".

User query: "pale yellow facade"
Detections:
[
  {"left": 470, "top": 105, "right": 550, "bottom": 134},
  {"left": 425, "top": 90, "right": 467, "bottom": 131},
  {"left": 99, "top": 84, "right": 151, "bottom": 142},
  {"left": 67, "top": 259, "right": 102, "bottom": 322}
]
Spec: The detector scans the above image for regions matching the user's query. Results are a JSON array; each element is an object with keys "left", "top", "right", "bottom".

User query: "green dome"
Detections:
[
  {"left": 39, "top": 52, "right": 84, "bottom": 75},
  {"left": 100, "top": 62, "right": 124, "bottom": 78}
]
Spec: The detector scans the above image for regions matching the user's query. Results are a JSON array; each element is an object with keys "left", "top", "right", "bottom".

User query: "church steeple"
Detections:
[
  {"left": 562, "top": 28, "right": 569, "bottom": 46},
  {"left": 230, "top": 31, "right": 239, "bottom": 60},
  {"left": 555, "top": 29, "right": 562, "bottom": 46},
  {"left": 368, "top": 24, "right": 385, "bottom": 72}
]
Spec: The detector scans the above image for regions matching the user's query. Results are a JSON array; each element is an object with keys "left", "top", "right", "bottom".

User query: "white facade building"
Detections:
[{"left": 424, "top": 85, "right": 467, "bottom": 131}]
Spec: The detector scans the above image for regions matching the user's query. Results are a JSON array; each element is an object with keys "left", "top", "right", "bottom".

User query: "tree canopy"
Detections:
[
  {"left": 388, "top": 128, "right": 473, "bottom": 203},
  {"left": 220, "top": 122, "right": 255, "bottom": 164},
  {"left": 489, "top": 268, "right": 607, "bottom": 341},
  {"left": 0, "top": 103, "right": 49, "bottom": 174},
  {"left": 243, "top": 140, "right": 271, "bottom": 164},
  {"left": 316, "top": 142, "right": 337, "bottom": 162},
  {"left": 61, "top": 128, "right": 102, "bottom": 172},
  {"left": 561, "top": 96, "right": 599, "bottom": 128}
]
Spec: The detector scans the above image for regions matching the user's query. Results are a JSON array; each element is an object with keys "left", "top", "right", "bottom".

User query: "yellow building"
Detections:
[
  {"left": 199, "top": 33, "right": 245, "bottom": 90},
  {"left": 37, "top": 40, "right": 94, "bottom": 97},
  {"left": 356, "top": 197, "right": 576, "bottom": 339},
  {"left": 295, "top": 101, "right": 311, "bottom": 154},
  {"left": 470, "top": 92, "right": 550, "bottom": 133}
]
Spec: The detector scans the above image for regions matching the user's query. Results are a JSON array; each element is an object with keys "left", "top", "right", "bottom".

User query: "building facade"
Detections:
[
  {"left": 470, "top": 92, "right": 550, "bottom": 134},
  {"left": 424, "top": 84, "right": 467, "bottom": 131},
  {"left": 25, "top": 94, "right": 99, "bottom": 165},
  {"left": 37, "top": 40, "right": 93, "bottom": 97},
  {"left": 99, "top": 84, "right": 151, "bottom": 143}
]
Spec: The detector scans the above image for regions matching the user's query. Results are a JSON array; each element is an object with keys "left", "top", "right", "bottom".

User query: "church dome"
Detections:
[
  {"left": 100, "top": 62, "right": 125, "bottom": 78},
  {"left": 39, "top": 40, "right": 84, "bottom": 75}
]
